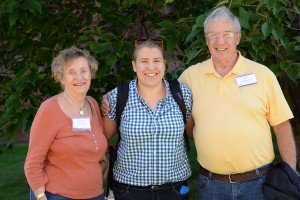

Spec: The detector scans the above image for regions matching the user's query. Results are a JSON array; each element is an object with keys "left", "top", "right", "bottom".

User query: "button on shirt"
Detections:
[{"left": 107, "top": 79, "right": 192, "bottom": 186}]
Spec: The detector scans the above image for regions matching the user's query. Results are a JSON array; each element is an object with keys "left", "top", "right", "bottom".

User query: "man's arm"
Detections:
[{"left": 273, "top": 120, "right": 297, "bottom": 170}]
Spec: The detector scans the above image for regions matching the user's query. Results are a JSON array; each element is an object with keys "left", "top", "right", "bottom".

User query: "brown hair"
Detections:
[{"left": 132, "top": 39, "right": 165, "bottom": 61}]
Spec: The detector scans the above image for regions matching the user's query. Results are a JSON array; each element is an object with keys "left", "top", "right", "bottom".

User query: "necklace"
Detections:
[{"left": 63, "top": 92, "right": 86, "bottom": 116}]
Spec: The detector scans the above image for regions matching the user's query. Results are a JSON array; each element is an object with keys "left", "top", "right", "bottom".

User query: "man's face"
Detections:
[{"left": 205, "top": 20, "right": 241, "bottom": 63}]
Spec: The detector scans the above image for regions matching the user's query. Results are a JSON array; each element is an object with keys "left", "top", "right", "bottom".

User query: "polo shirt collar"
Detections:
[{"left": 204, "top": 51, "right": 246, "bottom": 76}]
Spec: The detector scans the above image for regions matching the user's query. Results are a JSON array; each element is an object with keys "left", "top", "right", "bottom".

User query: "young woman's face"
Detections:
[
  {"left": 132, "top": 46, "right": 165, "bottom": 88},
  {"left": 61, "top": 56, "right": 91, "bottom": 96}
]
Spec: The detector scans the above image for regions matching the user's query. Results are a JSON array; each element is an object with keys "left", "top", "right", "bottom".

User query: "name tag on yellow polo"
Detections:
[{"left": 235, "top": 73, "right": 258, "bottom": 87}]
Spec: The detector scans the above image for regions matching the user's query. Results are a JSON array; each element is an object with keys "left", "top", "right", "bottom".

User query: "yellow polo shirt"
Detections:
[{"left": 179, "top": 52, "right": 293, "bottom": 174}]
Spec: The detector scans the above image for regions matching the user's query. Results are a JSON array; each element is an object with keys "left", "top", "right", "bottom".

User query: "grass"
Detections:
[
  {"left": 0, "top": 137, "right": 282, "bottom": 200},
  {"left": 0, "top": 144, "right": 29, "bottom": 200},
  {"left": 0, "top": 142, "right": 200, "bottom": 200}
]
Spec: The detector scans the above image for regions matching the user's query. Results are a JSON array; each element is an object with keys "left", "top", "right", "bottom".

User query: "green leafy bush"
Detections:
[{"left": 0, "top": 0, "right": 299, "bottom": 153}]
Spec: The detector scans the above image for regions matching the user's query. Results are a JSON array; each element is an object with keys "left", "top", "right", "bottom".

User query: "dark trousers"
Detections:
[{"left": 113, "top": 180, "right": 189, "bottom": 200}]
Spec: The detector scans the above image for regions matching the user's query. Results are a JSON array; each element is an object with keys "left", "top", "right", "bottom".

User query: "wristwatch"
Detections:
[{"left": 35, "top": 192, "right": 45, "bottom": 200}]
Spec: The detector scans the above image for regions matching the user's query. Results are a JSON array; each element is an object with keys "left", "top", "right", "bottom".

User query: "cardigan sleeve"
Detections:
[{"left": 24, "top": 98, "right": 59, "bottom": 190}]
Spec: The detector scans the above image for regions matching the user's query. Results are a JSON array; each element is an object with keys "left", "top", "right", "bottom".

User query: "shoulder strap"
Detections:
[
  {"left": 168, "top": 79, "right": 190, "bottom": 151},
  {"left": 168, "top": 79, "right": 186, "bottom": 123},
  {"left": 116, "top": 83, "right": 129, "bottom": 128},
  {"left": 115, "top": 83, "right": 129, "bottom": 145},
  {"left": 86, "top": 96, "right": 104, "bottom": 130}
]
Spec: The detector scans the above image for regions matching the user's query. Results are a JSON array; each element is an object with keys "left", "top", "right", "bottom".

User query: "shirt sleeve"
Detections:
[
  {"left": 107, "top": 87, "right": 118, "bottom": 123},
  {"left": 179, "top": 82, "right": 193, "bottom": 120},
  {"left": 89, "top": 96, "right": 105, "bottom": 133},
  {"left": 178, "top": 68, "right": 193, "bottom": 90},
  {"left": 265, "top": 71, "right": 293, "bottom": 126}
]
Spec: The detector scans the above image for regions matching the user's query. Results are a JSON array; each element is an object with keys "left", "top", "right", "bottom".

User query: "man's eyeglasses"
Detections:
[
  {"left": 205, "top": 32, "right": 239, "bottom": 40},
  {"left": 134, "top": 38, "right": 164, "bottom": 48}
]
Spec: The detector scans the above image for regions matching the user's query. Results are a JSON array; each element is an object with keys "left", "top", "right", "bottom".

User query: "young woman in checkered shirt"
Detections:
[{"left": 103, "top": 39, "right": 194, "bottom": 200}]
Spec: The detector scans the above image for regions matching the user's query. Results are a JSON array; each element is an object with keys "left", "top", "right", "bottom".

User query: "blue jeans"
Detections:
[
  {"left": 198, "top": 174, "right": 267, "bottom": 200},
  {"left": 30, "top": 189, "right": 104, "bottom": 200},
  {"left": 113, "top": 181, "right": 189, "bottom": 200}
]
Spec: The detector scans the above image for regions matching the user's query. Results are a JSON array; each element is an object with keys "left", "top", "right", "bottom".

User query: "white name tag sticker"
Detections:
[
  {"left": 235, "top": 73, "right": 258, "bottom": 87},
  {"left": 72, "top": 117, "right": 91, "bottom": 131}
]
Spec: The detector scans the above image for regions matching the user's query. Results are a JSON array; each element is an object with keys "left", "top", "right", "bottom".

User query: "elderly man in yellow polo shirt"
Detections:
[{"left": 180, "top": 6, "right": 297, "bottom": 200}]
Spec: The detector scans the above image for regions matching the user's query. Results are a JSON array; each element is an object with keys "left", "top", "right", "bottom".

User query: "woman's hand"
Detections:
[
  {"left": 39, "top": 195, "right": 47, "bottom": 200},
  {"left": 34, "top": 187, "right": 47, "bottom": 200},
  {"left": 101, "top": 92, "right": 111, "bottom": 116}
]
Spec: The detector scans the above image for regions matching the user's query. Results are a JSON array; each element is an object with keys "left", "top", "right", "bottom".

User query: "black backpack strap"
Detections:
[
  {"left": 116, "top": 83, "right": 129, "bottom": 128},
  {"left": 168, "top": 80, "right": 186, "bottom": 123},
  {"left": 115, "top": 82, "right": 129, "bottom": 151},
  {"left": 168, "top": 79, "right": 190, "bottom": 151},
  {"left": 106, "top": 83, "right": 129, "bottom": 196}
]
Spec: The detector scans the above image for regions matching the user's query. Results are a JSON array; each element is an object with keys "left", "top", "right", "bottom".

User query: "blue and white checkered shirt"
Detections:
[{"left": 107, "top": 78, "right": 192, "bottom": 186}]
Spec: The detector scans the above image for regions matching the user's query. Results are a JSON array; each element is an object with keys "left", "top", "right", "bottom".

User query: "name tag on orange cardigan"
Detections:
[{"left": 72, "top": 117, "right": 91, "bottom": 131}]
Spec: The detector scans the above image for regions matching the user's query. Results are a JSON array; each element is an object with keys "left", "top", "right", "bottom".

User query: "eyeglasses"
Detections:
[
  {"left": 134, "top": 38, "right": 164, "bottom": 48},
  {"left": 205, "top": 32, "right": 239, "bottom": 40}
]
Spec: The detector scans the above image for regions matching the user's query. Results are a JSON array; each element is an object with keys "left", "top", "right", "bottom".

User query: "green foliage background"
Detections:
[{"left": 0, "top": 0, "right": 300, "bottom": 159}]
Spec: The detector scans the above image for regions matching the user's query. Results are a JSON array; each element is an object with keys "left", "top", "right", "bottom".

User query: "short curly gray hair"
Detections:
[
  {"left": 204, "top": 6, "right": 241, "bottom": 33},
  {"left": 51, "top": 46, "right": 98, "bottom": 83}
]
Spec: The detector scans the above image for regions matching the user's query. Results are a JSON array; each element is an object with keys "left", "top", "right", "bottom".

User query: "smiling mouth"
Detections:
[
  {"left": 145, "top": 73, "right": 157, "bottom": 77},
  {"left": 73, "top": 82, "right": 86, "bottom": 86},
  {"left": 216, "top": 47, "right": 227, "bottom": 51}
]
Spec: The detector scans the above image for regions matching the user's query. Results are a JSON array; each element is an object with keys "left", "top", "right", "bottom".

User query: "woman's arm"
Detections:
[
  {"left": 103, "top": 116, "right": 117, "bottom": 140},
  {"left": 186, "top": 116, "right": 194, "bottom": 139},
  {"left": 179, "top": 82, "right": 194, "bottom": 139},
  {"left": 24, "top": 100, "right": 56, "bottom": 196},
  {"left": 100, "top": 92, "right": 111, "bottom": 116}
]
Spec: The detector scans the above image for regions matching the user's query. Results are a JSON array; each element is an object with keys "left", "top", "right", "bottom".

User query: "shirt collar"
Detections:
[
  {"left": 204, "top": 51, "right": 245, "bottom": 76},
  {"left": 132, "top": 78, "right": 170, "bottom": 103}
]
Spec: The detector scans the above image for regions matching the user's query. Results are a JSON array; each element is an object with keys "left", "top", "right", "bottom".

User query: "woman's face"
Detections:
[
  {"left": 132, "top": 46, "right": 165, "bottom": 88},
  {"left": 61, "top": 56, "right": 91, "bottom": 96}
]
